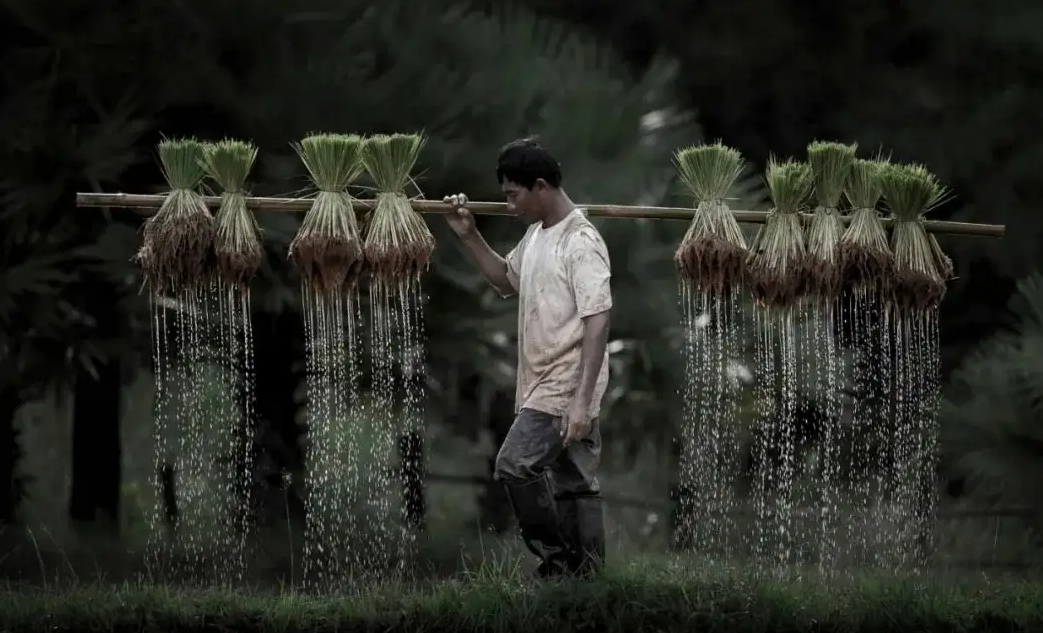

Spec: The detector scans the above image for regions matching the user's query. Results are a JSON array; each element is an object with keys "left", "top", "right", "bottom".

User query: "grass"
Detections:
[{"left": 3, "top": 556, "right": 1042, "bottom": 632}]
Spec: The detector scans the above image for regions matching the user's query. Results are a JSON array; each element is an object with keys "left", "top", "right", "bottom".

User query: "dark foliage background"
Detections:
[{"left": 1, "top": 0, "right": 1041, "bottom": 578}]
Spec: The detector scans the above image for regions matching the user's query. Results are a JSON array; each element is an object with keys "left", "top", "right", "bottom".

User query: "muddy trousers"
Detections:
[{"left": 493, "top": 407, "right": 606, "bottom": 577}]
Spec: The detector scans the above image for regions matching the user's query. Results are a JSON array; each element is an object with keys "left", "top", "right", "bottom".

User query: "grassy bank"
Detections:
[{"left": 2, "top": 561, "right": 1042, "bottom": 633}]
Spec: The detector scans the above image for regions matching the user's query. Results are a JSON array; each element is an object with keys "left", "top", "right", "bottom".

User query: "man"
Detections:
[{"left": 442, "top": 138, "right": 612, "bottom": 578}]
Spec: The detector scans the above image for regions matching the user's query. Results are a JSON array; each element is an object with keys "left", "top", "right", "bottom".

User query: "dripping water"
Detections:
[
  {"left": 751, "top": 304, "right": 774, "bottom": 565},
  {"left": 914, "top": 309, "right": 942, "bottom": 567},
  {"left": 301, "top": 285, "right": 362, "bottom": 589},
  {"left": 889, "top": 308, "right": 941, "bottom": 570},
  {"left": 146, "top": 295, "right": 172, "bottom": 578},
  {"left": 815, "top": 299, "right": 843, "bottom": 573},
  {"left": 750, "top": 306, "right": 799, "bottom": 575},
  {"left": 365, "top": 278, "right": 427, "bottom": 582},
  {"left": 210, "top": 281, "right": 258, "bottom": 584},
  {"left": 844, "top": 288, "right": 882, "bottom": 567},
  {"left": 396, "top": 277, "right": 427, "bottom": 567},
  {"left": 674, "top": 284, "right": 742, "bottom": 560},
  {"left": 146, "top": 280, "right": 251, "bottom": 585}
]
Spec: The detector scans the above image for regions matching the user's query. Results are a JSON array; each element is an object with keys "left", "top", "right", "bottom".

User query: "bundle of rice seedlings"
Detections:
[
  {"left": 361, "top": 133, "right": 435, "bottom": 284},
  {"left": 747, "top": 158, "right": 813, "bottom": 310},
  {"left": 839, "top": 157, "right": 894, "bottom": 294},
  {"left": 136, "top": 138, "right": 214, "bottom": 295},
  {"left": 202, "top": 139, "right": 263, "bottom": 293},
  {"left": 879, "top": 163, "right": 953, "bottom": 313},
  {"left": 805, "top": 141, "right": 857, "bottom": 301},
  {"left": 673, "top": 142, "right": 749, "bottom": 294},
  {"left": 289, "top": 133, "right": 366, "bottom": 295}
]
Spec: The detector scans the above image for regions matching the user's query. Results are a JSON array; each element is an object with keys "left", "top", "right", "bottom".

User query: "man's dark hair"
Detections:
[{"left": 496, "top": 137, "right": 562, "bottom": 189}]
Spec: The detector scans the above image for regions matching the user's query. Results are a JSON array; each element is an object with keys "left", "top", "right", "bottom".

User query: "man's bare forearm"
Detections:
[
  {"left": 574, "top": 311, "right": 611, "bottom": 410},
  {"left": 459, "top": 231, "right": 514, "bottom": 296}
]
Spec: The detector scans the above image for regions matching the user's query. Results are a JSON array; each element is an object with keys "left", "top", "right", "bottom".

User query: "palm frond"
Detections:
[{"left": 941, "top": 270, "right": 1043, "bottom": 506}]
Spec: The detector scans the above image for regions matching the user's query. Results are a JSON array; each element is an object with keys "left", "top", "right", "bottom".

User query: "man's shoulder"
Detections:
[
  {"left": 563, "top": 210, "right": 607, "bottom": 249},
  {"left": 508, "top": 222, "right": 541, "bottom": 256}
]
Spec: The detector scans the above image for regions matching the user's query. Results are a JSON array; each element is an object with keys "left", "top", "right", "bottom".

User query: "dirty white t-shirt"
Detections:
[{"left": 503, "top": 209, "right": 612, "bottom": 418}]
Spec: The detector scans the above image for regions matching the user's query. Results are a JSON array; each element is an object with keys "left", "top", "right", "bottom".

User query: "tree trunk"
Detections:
[
  {"left": 477, "top": 389, "right": 515, "bottom": 533},
  {"left": 69, "top": 355, "right": 122, "bottom": 527},
  {"left": 399, "top": 364, "right": 428, "bottom": 531},
  {"left": 915, "top": 463, "right": 939, "bottom": 566},
  {"left": 0, "top": 388, "right": 22, "bottom": 524},
  {"left": 399, "top": 430, "right": 426, "bottom": 531},
  {"left": 250, "top": 311, "right": 304, "bottom": 522},
  {"left": 669, "top": 482, "right": 696, "bottom": 550},
  {"left": 160, "top": 464, "right": 178, "bottom": 532}
]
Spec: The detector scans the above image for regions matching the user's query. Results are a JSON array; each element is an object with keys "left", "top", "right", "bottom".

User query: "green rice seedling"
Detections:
[
  {"left": 673, "top": 142, "right": 750, "bottom": 294},
  {"left": 289, "top": 133, "right": 367, "bottom": 295},
  {"left": 201, "top": 139, "right": 262, "bottom": 293},
  {"left": 840, "top": 156, "right": 894, "bottom": 295},
  {"left": 747, "top": 157, "right": 812, "bottom": 310},
  {"left": 136, "top": 138, "right": 214, "bottom": 295},
  {"left": 805, "top": 141, "right": 857, "bottom": 301},
  {"left": 360, "top": 133, "right": 435, "bottom": 285},
  {"left": 879, "top": 163, "right": 953, "bottom": 312}
]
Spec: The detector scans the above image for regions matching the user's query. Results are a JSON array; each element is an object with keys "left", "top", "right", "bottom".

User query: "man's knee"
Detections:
[
  {"left": 549, "top": 473, "right": 600, "bottom": 499},
  {"left": 494, "top": 408, "right": 561, "bottom": 483},
  {"left": 493, "top": 446, "right": 535, "bottom": 483}
]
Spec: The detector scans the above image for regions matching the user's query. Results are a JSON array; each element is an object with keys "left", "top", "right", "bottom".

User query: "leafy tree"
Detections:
[
  {"left": 0, "top": 0, "right": 222, "bottom": 525},
  {"left": 940, "top": 272, "right": 1043, "bottom": 511}
]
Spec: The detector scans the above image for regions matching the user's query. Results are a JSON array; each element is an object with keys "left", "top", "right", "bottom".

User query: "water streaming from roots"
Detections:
[
  {"left": 147, "top": 295, "right": 174, "bottom": 577},
  {"left": 840, "top": 290, "right": 941, "bottom": 571},
  {"left": 675, "top": 283, "right": 742, "bottom": 560},
  {"left": 300, "top": 285, "right": 363, "bottom": 588},
  {"left": 299, "top": 278, "right": 426, "bottom": 589},
  {"left": 208, "top": 282, "right": 257, "bottom": 583},
  {"left": 673, "top": 281, "right": 942, "bottom": 575},
  {"left": 367, "top": 278, "right": 427, "bottom": 580},
  {"left": 890, "top": 308, "right": 941, "bottom": 570},
  {"left": 146, "top": 281, "right": 255, "bottom": 584},
  {"left": 724, "top": 298, "right": 846, "bottom": 575},
  {"left": 751, "top": 307, "right": 800, "bottom": 574},
  {"left": 806, "top": 299, "right": 843, "bottom": 572},
  {"left": 844, "top": 288, "right": 885, "bottom": 567}
]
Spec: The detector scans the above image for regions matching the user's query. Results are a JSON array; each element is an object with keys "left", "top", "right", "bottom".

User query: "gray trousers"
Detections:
[
  {"left": 492, "top": 407, "right": 604, "bottom": 576},
  {"left": 493, "top": 407, "right": 601, "bottom": 494}
]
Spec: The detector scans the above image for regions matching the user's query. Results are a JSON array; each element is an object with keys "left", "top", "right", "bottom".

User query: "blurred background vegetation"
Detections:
[{"left": 1, "top": 0, "right": 1042, "bottom": 582}]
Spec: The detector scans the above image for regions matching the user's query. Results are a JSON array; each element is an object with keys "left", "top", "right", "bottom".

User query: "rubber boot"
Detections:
[
  {"left": 503, "top": 477, "right": 572, "bottom": 578},
  {"left": 557, "top": 493, "right": 606, "bottom": 578}
]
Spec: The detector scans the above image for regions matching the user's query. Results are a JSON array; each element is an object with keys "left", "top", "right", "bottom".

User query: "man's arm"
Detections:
[
  {"left": 443, "top": 193, "right": 518, "bottom": 297},
  {"left": 566, "top": 228, "right": 613, "bottom": 411},
  {"left": 574, "top": 310, "right": 611, "bottom": 410},
  {"left": 458, "top": 231, "right": 516, "bottom": 297}
]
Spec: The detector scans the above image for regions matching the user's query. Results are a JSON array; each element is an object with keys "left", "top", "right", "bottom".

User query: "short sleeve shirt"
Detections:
[{"left": 503, "top": 209, "right": 612, "bottom": 418}]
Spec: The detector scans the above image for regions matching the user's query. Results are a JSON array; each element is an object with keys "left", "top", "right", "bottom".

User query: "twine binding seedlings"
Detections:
[
  {"left": 805, "top": 141, "right": 857, "bottom": 302},
  {"left": 361, "top": 133, "right": 435, "bottom": 285},
  {"left": 136, "top": 138, "right": 214, "bottom": 296},
  {"left": 202, "top": 139, "right": 263, "bottom": 294},
  {"left": 289, "top": 133, "right": 366, "bottom": 296},
  {"left": 879, "top": 162, "right": 952, "bottom": 313},
  {"left": 672, "top": 142, "right": 749, "bottom": 295},
  {"left": 840, "top": 158, "right": 894, "bottom": 296},
  {"left": 747, "top": 157, "right": 812, "bottom": 311}
]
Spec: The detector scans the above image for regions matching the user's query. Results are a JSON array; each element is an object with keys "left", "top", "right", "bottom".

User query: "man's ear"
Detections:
[{"left": 533, "top": 178, "right": 548, "bottom": 192}]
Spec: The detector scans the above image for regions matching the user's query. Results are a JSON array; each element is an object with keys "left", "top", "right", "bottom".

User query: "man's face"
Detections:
[{"left": 502, "top": 180, "right": 543, "bottom": 224}]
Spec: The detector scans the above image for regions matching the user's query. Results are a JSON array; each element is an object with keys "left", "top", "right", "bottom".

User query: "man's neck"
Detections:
[{"left": 540, "top": 191, "right": 575, "bottom": 228}]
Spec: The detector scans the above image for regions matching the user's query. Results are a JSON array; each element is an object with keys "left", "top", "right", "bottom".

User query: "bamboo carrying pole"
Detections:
[{"left": 75, "top": 192, "right": 1006, "bottom": 238}]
